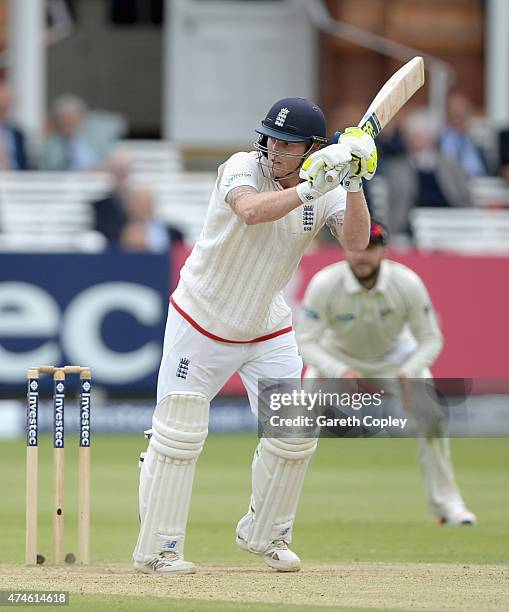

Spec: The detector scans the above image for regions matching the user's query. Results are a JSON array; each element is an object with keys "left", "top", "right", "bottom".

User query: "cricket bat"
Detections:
[
  {"left": 356, "top": 56, "right": 425, "bottom": 139},
  {"left": 326, "top": 56, "right": 425, "bottom": 181}
]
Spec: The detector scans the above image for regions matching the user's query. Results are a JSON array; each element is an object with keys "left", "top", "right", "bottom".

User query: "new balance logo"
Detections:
[
  {"left": 176, "top": 358, "right": 190, "bottom": 379},
  {"left": 275, "top": 107, "right": 289, "bottom": 127}
]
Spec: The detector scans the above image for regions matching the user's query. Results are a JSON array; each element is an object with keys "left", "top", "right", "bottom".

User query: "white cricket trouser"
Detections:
[
  {"left": 157, "top": 304, "right": 303, "bottom": 410},
  {"left": 306, "top": 353, "right": 467, "bottom": 518}
]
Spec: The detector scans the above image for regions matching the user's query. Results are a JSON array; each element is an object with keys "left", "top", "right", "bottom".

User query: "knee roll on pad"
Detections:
[
  {"left": 133, "top": 393, "right": 209, "bottom": 563},
  {"left": 150, "top": 392, "right": 209, "bottom": 460},
  {"left": 241, "top": 436, "right": 318, "bottom": 553}
]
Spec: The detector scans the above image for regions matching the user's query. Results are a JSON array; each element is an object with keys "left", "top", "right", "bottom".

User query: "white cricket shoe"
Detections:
[
  {"left": 438, "top": 508, "right": 477, "bottom": 526},
  {"left": 133, "top": 551, "right": 196, "bottom": 574},
  {"left": 236, "top": 534, "right": 301, "bottom": 572}
]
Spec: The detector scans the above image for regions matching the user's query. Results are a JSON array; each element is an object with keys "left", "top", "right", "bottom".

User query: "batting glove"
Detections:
[
  {"left": 301, "top": 142, "right": 352, "bottom": 177},
  {"left": 297, "top": 143, "right": 351, "bottom": 202},
  {"left": 338, "top": 127, "right": 378, "bottom": 191},
  {"left": 296, "top": 157, "right": 344, "bottom": 203}
]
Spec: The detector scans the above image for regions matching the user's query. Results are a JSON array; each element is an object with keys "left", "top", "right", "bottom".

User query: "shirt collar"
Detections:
[{"left": 344, "top": 259, "right": 390, "bottom": 294}]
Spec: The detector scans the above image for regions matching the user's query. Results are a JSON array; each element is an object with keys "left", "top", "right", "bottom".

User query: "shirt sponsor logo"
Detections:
[{"left": 224, "top": 171, "right": 252, "bottom": 188}]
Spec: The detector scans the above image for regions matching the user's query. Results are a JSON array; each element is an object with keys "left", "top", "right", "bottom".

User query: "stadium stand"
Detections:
[
  {"left": 0, "top": 141, "right": 215, "bottom": 250},
  {"left": 1, "top": 139, "right": 509, "bottom": 253},
  {"left": 409, "top": 208, "right": 509, "bottom": 254}
]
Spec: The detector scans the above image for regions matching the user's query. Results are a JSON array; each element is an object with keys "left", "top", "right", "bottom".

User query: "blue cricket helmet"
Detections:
[{"left": 256, "top": 97, "right": 328, "bottom": 145}]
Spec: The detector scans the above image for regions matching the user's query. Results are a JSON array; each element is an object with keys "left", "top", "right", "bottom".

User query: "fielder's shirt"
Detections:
[
  {"left": 172, "top": 151, "right": 346, "bottom": 341},
  {"left": 296, "top": 259, "right": 443, "bottom": 377}
]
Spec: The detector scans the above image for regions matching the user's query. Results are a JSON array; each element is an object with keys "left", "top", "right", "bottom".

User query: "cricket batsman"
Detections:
[
  {"left": 296, "top": 220, "right": 477, "bottom": 526},
  {"left": 133, "top": 97, "right": 376, "bottom": 573}
]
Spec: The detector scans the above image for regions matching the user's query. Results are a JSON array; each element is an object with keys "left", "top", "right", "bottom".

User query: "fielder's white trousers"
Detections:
[{"left": 305, "top": 363, "right": 466, "bottom": 519}]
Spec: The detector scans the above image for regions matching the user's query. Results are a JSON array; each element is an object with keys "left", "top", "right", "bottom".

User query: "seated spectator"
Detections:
[
  {"left": 0, "top": 81, "right": 29, "bottom": 170},
  {"left": 441, "top": 92, "right": 487, "bottom": 177},
  {"left": 382, "top": 109, "right": 473, "bottom": 234},
  {"left": 40, "top": 95, "right": 102, "bottom": 170},
  {"left": 120, "top": 189, "right": 182, "bottom": 253},
  {"left": 499, "top": 129, "right": 509, "bottom": 184},
  {"left": 92, "top": 150, "right": 131, "bottom": 242},
  {"left": 374, "top": 122, "right": 406, "bottom": 169}
]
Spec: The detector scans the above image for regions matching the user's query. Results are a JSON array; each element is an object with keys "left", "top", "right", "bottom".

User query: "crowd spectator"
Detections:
[
  {"left": 0, "top": 81, "right": 29, "bottom": 170},
  {"left": 441, "top": 92, "right": 487, "bottom": 177},
  {"left": 120, "top": 189, "right": 179, "bottom": 254},
  {"left": 92, "top": 150, "right": 131, "bottom": 241},
  {"left": 498, "top": 129, "right": 509, "bottom": 185},
  {"left": 40, "top": 95, "right": 102, "bottom": 170},
  {"left": 92, "top": 152, "right": 184, "bottom": 251},
  {"left": 382, "top": 109, "right": 473, "bottom": 234}
]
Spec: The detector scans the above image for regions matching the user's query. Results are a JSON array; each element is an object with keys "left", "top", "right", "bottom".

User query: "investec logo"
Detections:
[
  {"left": 27, "top": 381, "right": 38, "bottom": 446},
  {"left": 80, "top": 383, "right": 91, "bottom": 447},
  {"left": 54, "top": 390, "right": 65, "bottom": 448}
]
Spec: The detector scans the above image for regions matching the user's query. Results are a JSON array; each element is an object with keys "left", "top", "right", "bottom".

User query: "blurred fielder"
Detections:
[
  {"left": 133, "top": 97, "right": 377, "bottom": 573},
  {"left": 296, "top": 220, "right": 476, "bottom": 526}
]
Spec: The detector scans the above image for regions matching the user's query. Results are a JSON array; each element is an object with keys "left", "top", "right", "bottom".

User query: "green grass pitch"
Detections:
[{"left": 0, "top": 433, "right": 508, "bottom": 610}]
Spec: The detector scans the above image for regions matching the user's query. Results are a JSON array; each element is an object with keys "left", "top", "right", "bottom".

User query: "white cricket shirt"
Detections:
[
  {"left": 296, "top": 259, "right": 443, "bottom": 377},
  {"left": 172, "top": 151, "right": 346, "bottom": 342}
]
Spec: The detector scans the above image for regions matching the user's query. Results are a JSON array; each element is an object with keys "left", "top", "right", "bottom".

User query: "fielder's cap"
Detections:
[
  {"left": 256, "top": 97, "right": 328, "bottom": 145},
  {"left": 369, "top": 220, "right": 389, "bottom": 246}
]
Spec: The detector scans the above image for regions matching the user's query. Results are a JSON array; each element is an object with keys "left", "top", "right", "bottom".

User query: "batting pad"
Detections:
[
  {"left": 133, "top": 393, "right": 209, "bottom": 563},
  {"left": 237, "top": 436, "right": 317, "bottom": 553}
]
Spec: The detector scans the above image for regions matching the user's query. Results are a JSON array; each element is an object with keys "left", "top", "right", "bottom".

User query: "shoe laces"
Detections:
[
  {"left": 266, "top": 539, "right": 289, "bottom": 561},
  {"left": 148, "top": 550, "right": 179, "bottom": 570},
  {"left": 270, "top": 539, "right": 289, "bottom": 550}
]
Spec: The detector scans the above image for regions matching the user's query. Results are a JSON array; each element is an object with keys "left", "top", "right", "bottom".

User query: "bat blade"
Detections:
[
  {"left": 324, "top": 57, "right": 425, "bottom": 183},
  {"left": 358, "top": 56, "right": 425, "bottom": 139}
]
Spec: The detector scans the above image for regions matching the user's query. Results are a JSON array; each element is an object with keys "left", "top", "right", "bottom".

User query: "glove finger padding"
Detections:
[
  {"left": 349, "top": 153, "right": 377, "bottom": 181},
  {"left": 299, "top": 156, "right": 326, "bottom": 182},
  {"left": 296, "top": 164, "right": 342, "bottom": 202},
  {"left": 300, "top": 143, "right": 351, "bottom": 181},
  {"left": 339, "top": 127, "right": 377, "bottom": 180},
  {"left": 318, "top": 143, "right": 352, "bottom": 171}
]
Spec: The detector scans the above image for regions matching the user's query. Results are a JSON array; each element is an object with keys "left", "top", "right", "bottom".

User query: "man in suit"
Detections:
[
  {"left": 41, "top": 95, "right": 101, "bottom": 171},
  {"left": 0, "top": 81, "right": 29, "bottom": 170},
  {"left": 381, "top": 110, "right": 473, "bottom": 235},
  {"left": 441, "top": 92, "right": 487, "bottom": 178},
  {"left": 92, "top": 151, "right": 131, "bottom": 242},
  {"left": 92, "top": 151, "right": 184, "bottom": 248}
]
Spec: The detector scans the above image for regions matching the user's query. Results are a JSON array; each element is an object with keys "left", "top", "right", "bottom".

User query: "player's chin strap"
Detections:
[{"left": 254, "top": 138, "right": 318, "bottom": 184}]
